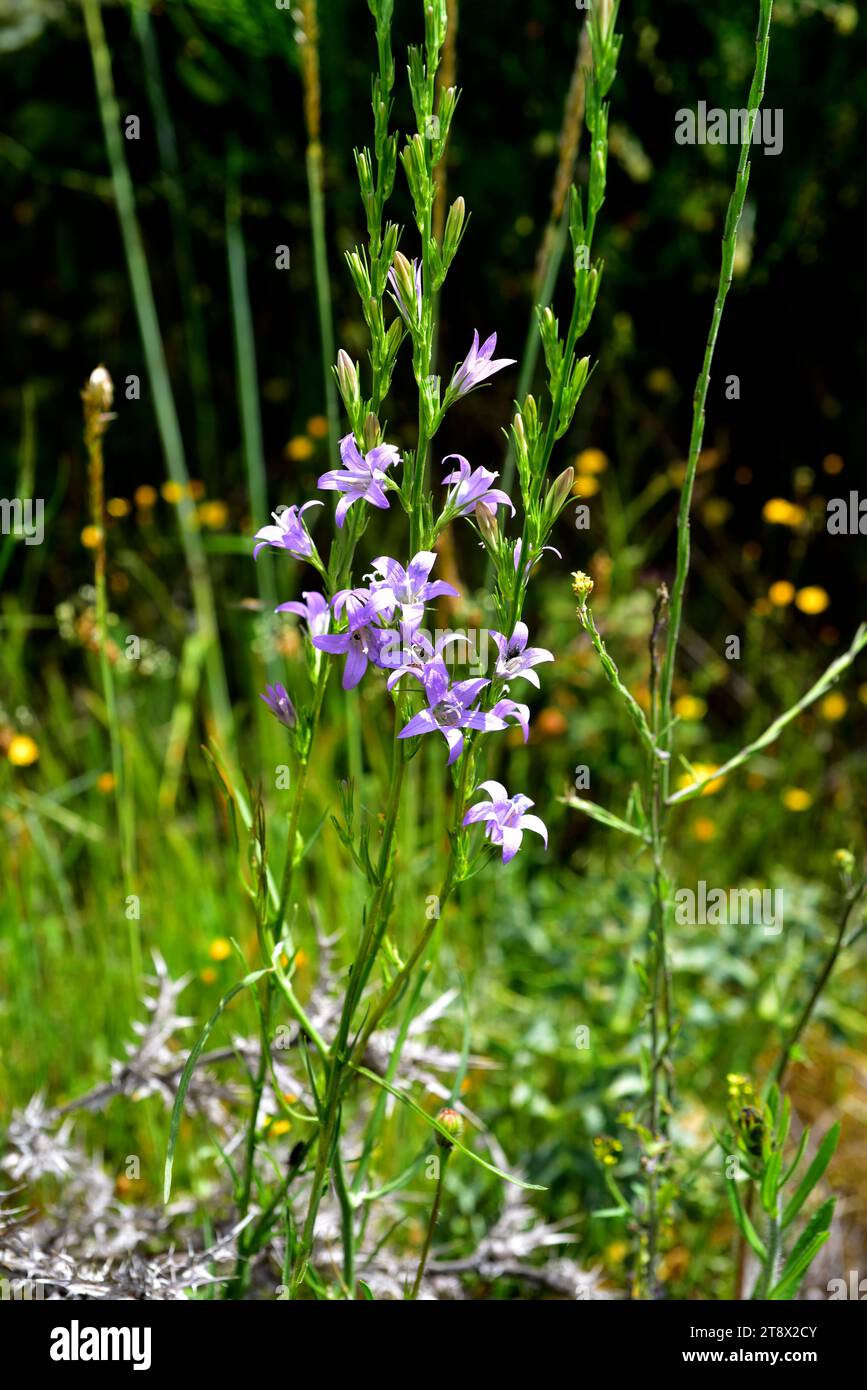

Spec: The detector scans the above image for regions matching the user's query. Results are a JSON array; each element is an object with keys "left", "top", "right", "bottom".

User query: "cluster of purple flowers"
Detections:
[{"left": 253, "top": 323, "right": 549, "bottom": 861}]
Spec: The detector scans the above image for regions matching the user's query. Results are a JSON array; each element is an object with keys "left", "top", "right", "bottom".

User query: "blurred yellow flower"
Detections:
[
  {"left": 198, "top": 500, "right": 229, "bottom": 529},
  {"left": 294, "top": 949, "right": 309, "bottom": 969},
  {"left": 200, "top": 967, "right": 217, "bottom": 985},
  {"left": 677, "top": 763, "right": 725, "bottom": 796},
  {"left": 307, "top": 415, "right": 329, "bottom": 439},
  {"left": 573, "top": 473, "right": 600, "bottom": 497},
  {"left": 822, "top": 453, "right": 844, "bottom": 476},
  {"left": 97, "top": 771, "right": 116, "bottom": 793},
  {"left": 820, "top": 692, "right": 847, "bottom": 722},
  {"left": 795, "top": 586, "right": 830, "bottom": 615},
  {"left": 134, "top": 484, "right": 158, "bottom": 508},
  {"left": 574, "top": 448, "right": 608, "bottom": 475},
  {"left": 161, "top": 481, "right": 185, "bottom": 503},
  {"left": 782, "top": 787, "right": 812, "bottom": 812},
  {"left": 645, "top": 367, "right": 675, "bottom": 395},
  {"left": 701, "top": 498, "right": 731, "bottom": 527},
  {"left": 285, "top": 436, "right": 314, "bottom": 462},
  {"left": 674, "top": 695, "right": 706, "bottom": 721},
  {"left": 80, "top": 525, "right": 102, "bottom": 549},
  {"left": 208, "top": 937, "right": 232, "bottom": 962},
  {"left": 762, "top": 498, "right": 805, "bottom": 527},
  {"left": 692, "top": 817, "right": 717, "bottom": 842},
  {"left": 107, "top": 497, "right": 131, "bottom": 518},
  {"left": 7, "top": 734, "right": 39, "bottom": 767},
  {"left": 768, "top": 580, "right": 795, "bottom": 607},
  {"left": 269, "top": 1119, "right": 291, "bottom": 1137}
]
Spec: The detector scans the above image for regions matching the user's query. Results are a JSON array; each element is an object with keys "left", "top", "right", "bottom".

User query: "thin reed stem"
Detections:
[{"left": 83, "top": 0, "right": 234, "bottom": 755}]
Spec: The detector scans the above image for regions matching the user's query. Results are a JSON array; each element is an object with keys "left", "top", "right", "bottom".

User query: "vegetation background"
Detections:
[{"left": 1, "top": 0, "right": 865, "bottom": 1298}]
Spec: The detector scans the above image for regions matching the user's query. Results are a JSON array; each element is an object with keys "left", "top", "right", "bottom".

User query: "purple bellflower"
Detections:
[
  {"left": 462, "top": 781, "right": 548, "bottom": 863},
  {"left": 312, "top": 587, "right": 392, "bottom": 689},
  {"left": 512, "top": 538, "right": 562, "bottom": 581},
  {"left": 383, "top": 625, "right": 468, "bottom": 681},
  {"left": 318, "top": 434, "right": 401, "bottom": 527},
  {"left": 368, "top": 551, "right": 459, "bottom": 629},
  {"left": 275, "top": 589, "right": 330, "bottom": 638},
  {"left": 253, "top": 501, "right": 322, "bottom": 560},
  {"left": 441, "top": 454, "right": 515, "bottom": 520},
  {"left": 491, "top": 621, "right": 554, "bottom": 689},
  {"left": 397, "top": 657, "right": 507, "bottom": 765},
  {"left": 490, "top": 697, "right": 531, "bottom": 743},
  {"left": 259, "top": 683, "right": 297, "bottom": 729},
  {"left": 449, "top": 331, "right": 516, "bottom": 399}
]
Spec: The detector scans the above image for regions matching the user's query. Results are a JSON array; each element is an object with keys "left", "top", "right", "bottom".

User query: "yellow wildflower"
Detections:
[
  {"left": 768, "top": 580, "right": 795, "bottom": 607},
  {"left": 674, "top": 695, "right": 706, "bottom": 721},
  {"left": 198, "top": 500, "right": 229, "bottom": 529},
  {"left": 795, "top": 586, "right": 830, "bottom": 615},
  {"left": 285, "top": 436, "right": 314, "bottom": 462},
  {"left": 574, "top": 448, "right": 608, "bottom": 475},
  {"left": 820, "top": 692, "right": 847, "bottom": 722},
  {"left": 7, "top": 735, "right": 39, "bottom": 767},
  {"left": 782, "top": 787, "right": 812, "bottom": 812}
]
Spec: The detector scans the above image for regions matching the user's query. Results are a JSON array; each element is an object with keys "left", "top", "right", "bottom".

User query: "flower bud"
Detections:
[
  {"left": 435, "top": 1107, "right": 464, "bottom": 1150},
  {"left": 545, "top": 467, "right": 574, "bottom": 518},
  {"left": 87, "top": 365, "right": 114, "bottom": 413},
  {"left": 363, "top": 412, "right": 381, "bottom": 451},
  {"left": 833, "top": 847, "right": 855, "bottom": 876},
  {"left": 474, "top": 501, "right": 499, "bottom": 547},
  {"left": 391, "top": 251, "right": 417, "bottom": 311},
  {"left": 336, "top": 349, "right": 359, "bottom": 408},
  {"left": 345, "top": 249, "right": 372, "bottom": 300},
  {"left": 442, "top": 195, "right": 465, "bottom": 271},
  {"left": 354, "top": 148, "right": 374, "bottom": 208}
]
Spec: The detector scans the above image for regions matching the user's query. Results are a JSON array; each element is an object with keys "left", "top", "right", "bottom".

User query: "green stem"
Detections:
[
  {"left": 85, "top": 402, "right": 139, "bottom": 987},
  {"left": 772, "top": 880, "right": 867, "bottom": 1090},
  {"left": 666, "top": 623, "right": 867, "bottom": 805},
  {"left": 410, "top": 1149, "right": 449, "bottom": 1299},
  {"left": 658, "top": 0, "right": 774, "bottom": 784},
  {"left": 83, "top": 0, "right": 234, "bottom": 755},
  {"left": 226, "top": 149, "right": 279, "bottom": 680},
  {"left": 291, "top": 741, "right": 407, "bottom": 1294}
]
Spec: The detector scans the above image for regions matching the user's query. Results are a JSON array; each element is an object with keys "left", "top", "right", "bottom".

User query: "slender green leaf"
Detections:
[
  {"left": 768, "top": 1232, "right": 831, "bottom": 1301},
  {"left": 561, "top": 795, "right": 648, "bottom": 840},
  {"left": 164, "top": 968, "right": 271, "bottom": 1203},
  {"left": 725, "top": 1177, "right": 767, "bottom": 1262},
  {"left": 782, "top": 1123, "right": 840, "bottom": 1229},
  {"left": 353, "top": 1066, "right": 545, "bottom": 1191}
]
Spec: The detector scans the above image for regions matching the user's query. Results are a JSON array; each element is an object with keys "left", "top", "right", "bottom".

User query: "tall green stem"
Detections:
[
  {"left": 83, "top": 0, "right": 234, "bottom": 755},
  {"left": 658, "top": 0, "right": 774, "bottom": 785}
]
